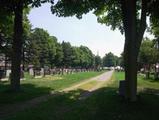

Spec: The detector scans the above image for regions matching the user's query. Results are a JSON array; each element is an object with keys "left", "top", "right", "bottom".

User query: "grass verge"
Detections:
[
  {"left": 3, "top": 71, "right": 159, "bottom": 120},
  {"left": 0, "top": 71, "right": 104, "bottom": 105}
]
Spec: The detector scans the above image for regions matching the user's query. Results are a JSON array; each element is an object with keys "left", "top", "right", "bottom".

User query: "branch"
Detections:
[{"left": 136, "top": 0, "right": 147, "bottom": 54}]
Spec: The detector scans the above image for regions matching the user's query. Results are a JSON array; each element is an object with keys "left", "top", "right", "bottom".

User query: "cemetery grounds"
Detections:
[{"left": 1, "top": 71, "right": 159, "bottom": 120}]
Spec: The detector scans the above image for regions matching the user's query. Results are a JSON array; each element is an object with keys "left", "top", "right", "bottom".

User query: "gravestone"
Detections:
[
  {"left": 6, "top": 69, "right": 11, "bottom": 77},
  {"left": 29, "top": 68, "right": 34, "bottom": 76},
  {"left": 44, "top": 66, "right": 50, "bottom": 75},
  {"left": 41, "top": 68, "right": 44, "bottom": 76},
  {"left": 119, "top": 80, "right": 126, "bottom": 96},
  {"left": 20, "top": 70, "right": 24, "bottom": 78},
  {"left": 34, "top": 68, "right": 41, "bottom": 76},
  {"left": 0, "top": 69, "right": 5, "bottom": 80}
]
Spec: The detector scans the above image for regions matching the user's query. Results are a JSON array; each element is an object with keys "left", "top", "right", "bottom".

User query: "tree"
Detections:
[
  {"left": 94, "top": 55, "right": 102, "bottom": 71},
  {"left": 103, "top": 52, "right": 116, "bottom": 67},
  {"left": 22, "top": 9, "right": 32, "bottom": 70},
  {"left": 139, "top": 38, "right": 159, "bottom": 79},
  {"left": 71, "top": 47, "right": 81, "bottom": 68},
  {"left": 79, "top": 46, "right": 94, "bottom": 68},
  {"left": 61, "top": 41, "right": 73, "bottom": 68},
  {"left": 0, "top": 7, "right": 14, "bottom": 72},
  {"left": 27, "top": 28, "right": 57, "bottom": 68},
  {"left": 54, "top": 43, "right": 64, "bottom": 67},
  {"left": 51, "top": 0, "right": 158, "bottom": 101},
  {"left": 118, "top": 52, "right": 124, "bottom": 68},
  {"left": 71, "top": 46, "right": 95, "bottom": 69},
  {"left": 48, "top": 36, "right": 57, "bottom": 68},
  {"left": 0, "top": 0, "right": 53, "bottom": 91},
  {"left": 4, "top": 1, "right": 24, "bottom": 91}
]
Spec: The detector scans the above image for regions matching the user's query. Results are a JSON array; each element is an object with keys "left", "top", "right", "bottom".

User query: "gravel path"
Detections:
[
  {"left": 78, "top": 70, "right": 114, "bottom": 99},
  {"left": 62, "top": 70, "right": 114, "bottom": 92},
  {"left": 0, "top": 70, "right": 114, "bottom": 119}
]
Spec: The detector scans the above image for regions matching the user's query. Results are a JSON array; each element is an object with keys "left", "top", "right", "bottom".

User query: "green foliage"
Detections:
[
  {"left": 51, "top": 0, "right": 124, "bottom": 33},
  {"left": 26, "top": 28, "right": 56, "bottom": 67},
  {"left": 0, "top": 8, "right": 31, "bottom": 63},
  {"left": 61, "top": 41, "right": 73, "bottom": 67},
  {"left": 118, "top": 52, "right": 124, "bottom": 67},
  {"left": 79, "top": 46, "right": 94, "bottom": 68},
  {"left": 94, "top": 55, "right": 102, "bottom": 67},
  {"left": 139, "top": 38, "right": 159, "bottom": 66},
  {"left": 23, "top": 27, "right": 95, "bottom": 68},
  {"left": 149, "top": 0, "right": 159, "bottom": 37},
  {"left": 103, "top": 52, "right": 119, "bottom": 67},
  {"left": 54, "top": 42, "right": 64, "bottom": 67},
  {"left": 71, "top": 47, "right": 81, "bottom": 67},
  {"left": 0, "top": 8, "right": 13, "bottom": 55},
  {"left": 94, "top": 0, "right": 124, "bottom": 33},
  {"left": 48, "top": 36, "right": 57, "bottom": 67},
  {"left": 51, "top": 0, "right": 107, "bottom": 19}
]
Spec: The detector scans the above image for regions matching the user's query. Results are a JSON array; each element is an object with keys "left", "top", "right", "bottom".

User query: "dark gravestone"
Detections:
[
  {"left": 34, "top": 68, "right": 41, "bottom": 76},
  {"left": 119, "top": 80, "right": 126, "bottom": 96},
  {"left": 0, "top": 69, "right": 5, "bottom": 80},
  {"left": 20, "top": 70, "right": 24, "bottom": 78},
  {"left": 44, "top": 69, "right": 50, "bottom": 75}
]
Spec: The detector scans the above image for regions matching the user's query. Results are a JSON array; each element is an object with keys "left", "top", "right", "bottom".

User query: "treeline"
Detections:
[
  {"left": 103, "top": 52, "right": 123, "bottom": 68},
  {"left": 24, "top": 28, "right": 95, "bottom": 69},
  {"left": 24, "top": 28, "right": 125, "bottom": 69},
  {"left": 0, "top": 10, "right": 123, "bottom": 71},
  {"left": 1, "top": 26, "right": 125, "bottom": 70},
  {"left": 0, "top": 26, "right": 102, "bottom": 70},
  {"left": 0, "top": 26, "right": 123, "bottom": 71}
]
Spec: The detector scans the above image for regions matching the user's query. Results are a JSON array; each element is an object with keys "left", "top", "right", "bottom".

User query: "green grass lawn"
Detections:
[
  {"left": 3, "top": 71, "right": 159, "bottom": 120},
  {"left": 0, "top": 71, "right": 104, "bottom": 105},
  {"left": 115, "top": 71, "right": 159, "bottom": 93}
]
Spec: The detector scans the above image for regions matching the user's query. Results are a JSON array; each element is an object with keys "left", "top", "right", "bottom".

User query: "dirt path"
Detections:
[
  {"left": 0, "top": 70, "right": 114, "bottom": 119},
  {"left": 63, "top": 70, "right": 114, "bottom": 92},
  {"left": 78, "top": 70, "right": 114, "bottom": 99}
]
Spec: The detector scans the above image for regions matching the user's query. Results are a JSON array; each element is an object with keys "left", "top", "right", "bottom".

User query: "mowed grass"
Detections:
[
  {"left": 0, "top": 71, "right": 104, "bottom": 105},
  {"left": 3, "top": 71, "right": 159, "bottom": 120},
  {"left": 115, "top": 71, "right": 159, "bottom": 92}
]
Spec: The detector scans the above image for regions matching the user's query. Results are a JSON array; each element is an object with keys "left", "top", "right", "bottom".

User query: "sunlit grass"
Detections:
[
  {"left": 0, "top": 71, "right": 104, "bottom": 105},
  {"left": 78, "top": 81, "right": 98, "bottom": 90},
  {"left": 114, "top": 71, "right": 159, "bottom": 93}
]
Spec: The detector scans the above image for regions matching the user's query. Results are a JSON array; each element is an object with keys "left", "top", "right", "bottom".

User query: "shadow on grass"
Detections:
[
  {"left": 2, "top": 85, "right": 159, "bottom": 120},
  {"left": 148, "top": 79, "right": 159, "bottom": 83},
  {"left": 139, "top": 87, "right": 159, "bottom": 95},
  {"left": 0, "top": 82, "right": 53, "bottom": 105},
  {"left": 139, "top": 75, "right": 159, "bottom": 83}
]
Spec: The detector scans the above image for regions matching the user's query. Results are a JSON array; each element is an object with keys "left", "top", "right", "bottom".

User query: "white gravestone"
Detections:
[
  {"left": 29, "top": 68, "right": 34, "bottom": 76},
  {"left": 6, "top": 70, "right": 11, "bottom": 77},
  {"left": 41, "top": 68, "right": 44, "bottom": 76}
]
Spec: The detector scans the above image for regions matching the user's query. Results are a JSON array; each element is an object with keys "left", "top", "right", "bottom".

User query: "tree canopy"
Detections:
[{"left": 103, "top": 52, "right": 119, "bottom": 67}]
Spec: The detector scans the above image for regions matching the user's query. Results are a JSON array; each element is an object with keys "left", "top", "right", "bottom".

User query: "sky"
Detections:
[{"left": 28, "top": 3, "right": 125, "bottom": 57}]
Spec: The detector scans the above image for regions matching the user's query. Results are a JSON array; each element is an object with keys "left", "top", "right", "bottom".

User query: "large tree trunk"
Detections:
[
  {"left": 10, "top": 1, "right": 23, "bottom": 91},
  {"left": 121, "top": 0, "right": 147, "bottom": 101},
  {"left": 22, "top": 47, "right": 25, "bottom": 71},
  {"left": 121, "top": 0, "right": 138, "bottom": 101},
  {"left": 124, "top": 39, "right": 138, "bottom": 101},
  {"left": 4, "top": 53, "right": 7, "bottom": 74}
]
